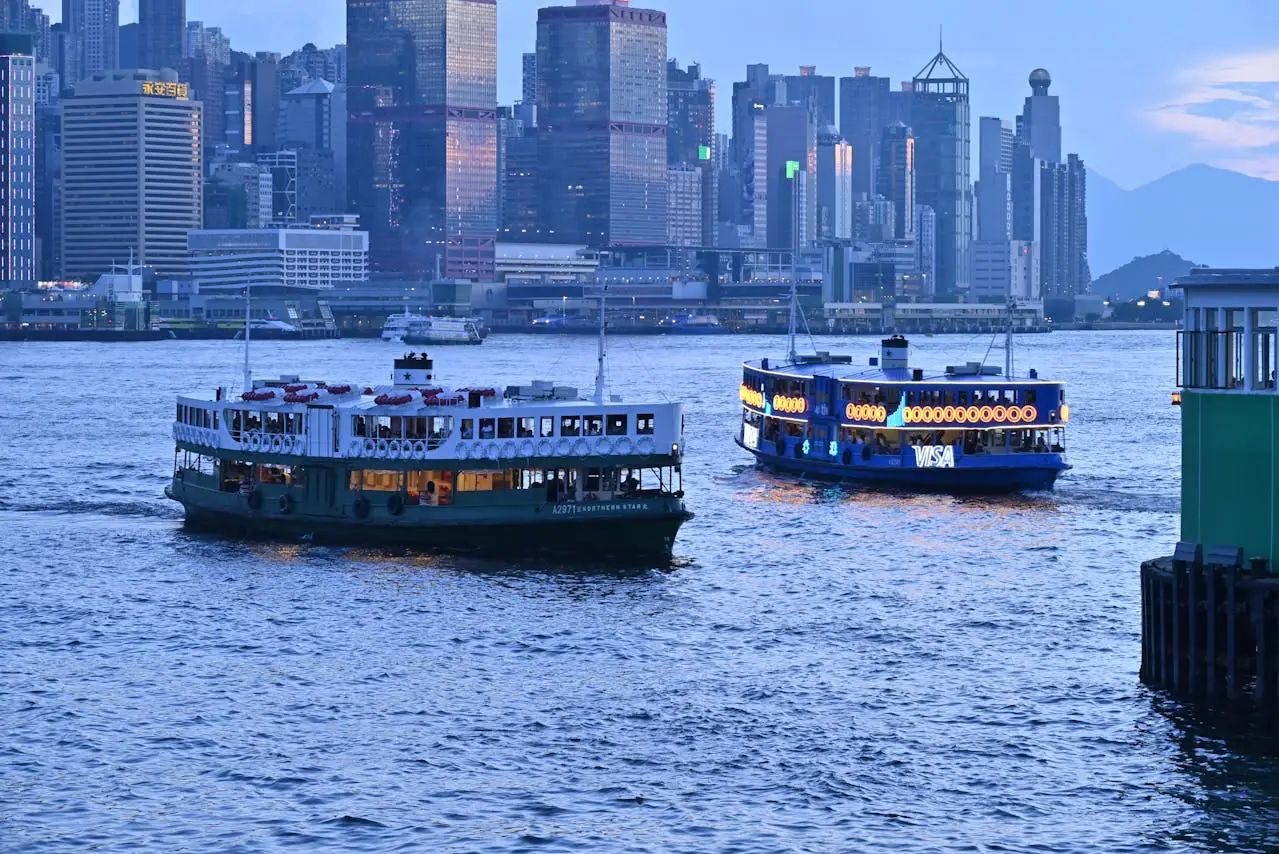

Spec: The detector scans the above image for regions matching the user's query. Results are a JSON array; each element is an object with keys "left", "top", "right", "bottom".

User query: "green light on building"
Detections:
[
  {"left": 698, "top": 145, "right": 711, "bottom": 161},
  {"left": 786, "top": 160, "right": 800, "bottom": 180}
]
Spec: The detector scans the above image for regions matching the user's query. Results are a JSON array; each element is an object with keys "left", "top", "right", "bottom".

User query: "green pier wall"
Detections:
[{"left": 1182, "top": 391, "right": 1279, "bottom": 567}]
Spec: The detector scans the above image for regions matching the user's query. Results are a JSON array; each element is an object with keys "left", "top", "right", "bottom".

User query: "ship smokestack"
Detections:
[{"left": 881, "top": 336, "right": 909, "bottom": 371}]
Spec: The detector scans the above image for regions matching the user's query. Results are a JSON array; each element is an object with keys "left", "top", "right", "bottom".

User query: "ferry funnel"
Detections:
[
  {"left": 393, "top": 353, "right": 434, "bottom": 387},
  {"left": 881, "top": 336, "right": 909, "bottom": 370}
]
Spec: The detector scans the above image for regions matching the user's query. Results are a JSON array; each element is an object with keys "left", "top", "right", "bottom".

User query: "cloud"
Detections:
[{"left": 1146, "top": 49, "right": 1279, "bottom": 178}]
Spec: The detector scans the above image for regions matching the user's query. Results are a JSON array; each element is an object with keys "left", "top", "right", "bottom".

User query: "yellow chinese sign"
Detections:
[{"left": 141, "top": 81, "right": 189, "bottom": 99}]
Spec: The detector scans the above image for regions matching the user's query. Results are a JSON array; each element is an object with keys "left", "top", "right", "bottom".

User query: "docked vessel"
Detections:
[
  {"left": 382, "top": 311, "right": 484, "bottom": 345},
  {"left": 167, "top": 303, "right": 690, "bottom": 559},
  {"left": 736, "top": 330, "right": 1070, "bottom": 493}
]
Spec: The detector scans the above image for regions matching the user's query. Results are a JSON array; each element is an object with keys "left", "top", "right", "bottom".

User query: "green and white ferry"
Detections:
[{"left": 166, "top": 307, "right": 690, "bottom": 559}]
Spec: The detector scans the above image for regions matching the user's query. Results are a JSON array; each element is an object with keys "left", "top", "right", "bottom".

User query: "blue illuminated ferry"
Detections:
[{"left": 736, "top": 335, "right": 1070, "bottom": 492}]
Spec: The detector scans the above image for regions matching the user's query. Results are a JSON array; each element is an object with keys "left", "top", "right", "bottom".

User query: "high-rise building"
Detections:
[
  {"left": 783, "top": 65, "right": 835, "bottom": 128},
  {"left": 911, "top": 47, "right": 972, "bottom": 296},
  {"left": 838, "top": 67, "right": 890, "bottom": 197},
  {"left": 498, "top": 107, "right": 538, "bottom": 238},
  {"left": 816, "top": 127, "right": 852, "bottom": 241},
  {"left": 1038, "top": 153, "right": 1089, "bottom": 296},
  {"left": 278, "top": 77, "right": 347, "bottom": 212},
  {"left": 1019, "top": 68, "right": 1061, "bottom": 164},
  {"left": 746, "top": 107, "right": 768, "bottom": 246},
  {"left": 876, "top": 121, "right": 914, "bottom": 240},
  {"left": 521, "top": 51, "right": 536, "bottom": 109},
  {"left": 667, "top": 164, "right": 702, "bottom": 247},
  {"left": 765, "top": 103, "right": 816, "bottom": 251},
  {"left": 34, "top": 99, "right": 61, "bottom": 279},
  {"left": 667, "top": 59, "right": 716, "bottom": 246},
  {"left": 60, "top": 69, "right": 203, "bottom": 279},
  {"left": 118, "top": 21, "right": 138, "bottom": 66},
  {"left": 914, "top": 203, "right": 936, "bottom": 296},
  {"left": 183, "top": 23, "right": 229, "bottom": 156},
  {"left": 0, "top": 33, "right": 36, "bottom": 288},
  {"left": 348, "top": 0, "right": 498, "bottom": 278},
  {"left": 139, "top": 0, "right": 184, "bottom": 72},
  {"left": 976, "top": 116, "right": 1013, "bottom": 242},
  {"left": 537, "top": 0, "right": 667, "bottom": 247},
  {"left": 225, "top": 53, "right": 280, "bottom": 154},
  {"left": 731, "top": 63, "right": 782, "bottom": 173},
  {"left": 62, "top": 0, "right": 118, "bottom": 83}
]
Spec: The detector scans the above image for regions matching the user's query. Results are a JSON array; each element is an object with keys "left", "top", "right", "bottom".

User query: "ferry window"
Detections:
[
  {"left": 479, "top": 418, "right": 495, "bottom": 439},
  {"left": 351, "top": 470, "right": 402, "bottom": 491},
  {"left": 884, "top": 388, "right": 902, "bottom": 408},
  {"left": 498, "top": 418, "right": 515, "bottom": 439},
  {"left": 460, "top": 419, "right": 474, "bottom": 439},
  {"left": 957, "top": 390, "right": 968, "bottom": 406},
  {"left": 906, "top": 391, "right": 916, "bottom": 405},
  {"left": 518, "top": 417, "right": 536, "bottom": 438},
  {"left": 406, "top": 470, "right": 454, "bottom": 506},
  {"left": 585, "top": 415, "right": 603, "bottom": 436},
  {"left": 606, "top": 414, "right": 627, "bottom": 436},
  {"left": 389, "top": 416, "right": 404, "bottom": 439},
  {"left": 457, "top": 469, "right": 513, "bottom": 491},
  {"left": 560, "top": 416, "right": 581, "bottom": 437},
  {"left": 428, "top": 416, "right": 452, "bottom": 443},
  {"left": 637, "top": 414, "right": 655, "bottom": 435},
  {"left": 540, "top": 416, "right": 555, "bottom": 438},
  {"left": 1025, "top": 389, "right": 1037, "bottom": 405},
  {"left": 943, "top": 391, "right": 955, "bottom": 406}
]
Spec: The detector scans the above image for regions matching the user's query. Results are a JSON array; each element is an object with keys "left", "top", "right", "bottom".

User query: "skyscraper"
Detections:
[
  {"left": 347, "top": 0, "right": 498, "bottom": 278},
  {"left": 837, "top": 67, "right": 889, "bottom": 197},
  {"left": 62, "top": 0, "right": 118, "bottom": 83},
  {"left": 816, "top": 127, "right": 852, "bottom": 241},
  {"left": 876, "top": 121, "right": 914, "bottom": 240},
  {"left": 667, "top": 59, "right": 716, "bottom": 246},
  {"left": 537, "top": 0, "right": 667, "bottom": 247},
  {"left": 1038, "top": 153, "right": 1089, "bottom": 296},
  {"left": 521, "top": 51, "right": 536, "bottom": 108},
  {"left": 139, "top": 0, "right": 184, "bottom": 72},
  {"left": 61, "top": 69, "right": 203, "bottom": 278},
  {"left": 911, "top": 47, "right": 972, "bottom": 296},
  {"left": 0, "top": 33, "right": 36, "bottom": 288},
  {"left": 976, "top": 116, "right": 1013, "bottom": 242},
  {"left": 765, "top": 103, "right": 815, "bottom": 251},
  {"left": 783, "top": 66, "right": 835, "bottom": 128},
  {"left": 1019, "top": 68, "right": 1061, "bottom": 164}
]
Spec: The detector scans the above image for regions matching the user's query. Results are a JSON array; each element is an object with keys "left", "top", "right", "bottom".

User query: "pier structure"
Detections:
[{"left": 1142, "top": 267, "right": 1279, "bottom": 706}]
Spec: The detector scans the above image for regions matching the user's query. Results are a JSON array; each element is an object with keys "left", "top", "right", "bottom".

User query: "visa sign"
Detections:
[{"left": 912, "top": 445, "right": 955, "bottom": 469}]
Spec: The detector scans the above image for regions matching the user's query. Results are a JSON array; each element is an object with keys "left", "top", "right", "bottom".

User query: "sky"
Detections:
[{"left": 99, "top": 0, "right": 1279, "bottom": 189}]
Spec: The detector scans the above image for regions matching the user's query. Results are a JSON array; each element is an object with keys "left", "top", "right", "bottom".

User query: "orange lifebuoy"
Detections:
[
  {"left": 942, "top": 405, "right": 956, "bottom": 422},
  {"left": 993, "top": 405, "right": 1008, "bottom": 422},
  {"left": 1007, "top": 406, "right": 1023, "bottom": 424},
  {"left": 1021, "top": 405, "right": 1037, "bottom": 422}
]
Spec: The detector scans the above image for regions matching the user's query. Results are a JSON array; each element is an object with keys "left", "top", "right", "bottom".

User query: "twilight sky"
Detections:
[{"left": 103, "top": 0, "right": 1279, "bottom": 188}]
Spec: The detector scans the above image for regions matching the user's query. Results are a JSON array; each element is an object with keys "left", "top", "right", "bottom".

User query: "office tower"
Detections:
[
  {"left": 225, "top": 53, "right": 280, "bottom": 154},
  {"left": 888, "top": 81, "right": 914, "bottom": 126},
  {"left": 668, "top": 59, "right": 716, "bottom": 246},
  {"left": 279, "top": 42, "right": 345, "bottom": 92},
  {"left": 49, "top": 22, "right": 70, "bottom": 83},
  {"left": 783, "top": 65, "right": 835, "bottom": 128},
  {"left": 913, "top": 204, "right": 935, "bottom": 296},
  {"left": 348, "top": 0, "right": 498, "bottom": 277},
  {"left": 537, "top": 0, "right": 667, "bottom": 247},
  {"left": 0, "top": 33, "right": 36, "bottom": 288},
  {"left": 279, "top": 77, "right": 346, "bottom": 210},
  {"left": 1038, "top": 153, "right": 1088, "bottom": 296},
  {"left": 837, "top": 67, "right": 889, "bottom": 197},
  {"left": 855, "top": 195, "right": 894, "bottom": 243},
  {"left": 1019, "top": 68, "right": 1061, "bottom": 164},
  {"left": 521, "top": 50, "right": 536, "bottom": 108},
  {"left": 139, "top": 0, "right": 184, "bottom": 72},
  {"left": 35, "top": 98, "right": 60, "bottom": 279},
  {"left": 62, "top": 0, "right": 118, "bottom": 82},
  {"left": 732, "top": 63, "right": 782, "bottom": 171},
  {"left": 667, "top": 164, "right": 702, "bottom": 247},
  {"left": 744, "top": 107, "right": 768, "bottom": 246},
  {"left": 911, "top": 46, "right": 972, "bottom": 296},
  {"left": 876, "top": 121, "right": 914, "bottom": 240},
  {"left": 765, "top": 103, "right": 815, "bottom": 251},
  {"left": 816, "top": 127, "right": 852, "bottom": 241},
  {"left": 976, "top": 116, "right": 1013, "bottom": 242},
  {"left": 204, "top": 161, "right": 272, "bottom": 229},
  {"left": 60, "top": 69, "right": 203, "bottom": 278},
  {"left": 183, "top": 23, "right": 229, "bottom": 156},
  {"left": 500, "top": 114, "right": 538, "bottom": 237}
]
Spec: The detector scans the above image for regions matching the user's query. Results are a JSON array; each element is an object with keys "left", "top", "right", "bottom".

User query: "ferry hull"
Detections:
[
  {"left": 168, "top": 485, "right": 689, "bottom": 562},
  {"left": 738, "top": 441, "right": 1065, "bottom": 493}
]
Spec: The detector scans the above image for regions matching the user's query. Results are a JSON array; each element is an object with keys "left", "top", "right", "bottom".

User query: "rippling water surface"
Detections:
[{"left": 5, "top": 331, "right": 1279, "bottom": 852}]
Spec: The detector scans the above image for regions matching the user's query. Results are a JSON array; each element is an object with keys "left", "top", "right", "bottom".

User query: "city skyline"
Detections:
[{"left": 53, "top": 0, "right": 1279, "bottom": 188}]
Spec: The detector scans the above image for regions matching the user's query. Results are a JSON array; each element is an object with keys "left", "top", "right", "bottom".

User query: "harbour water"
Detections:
[{"left": 3, "top": 332, "right": 1279, "bottom": 852}]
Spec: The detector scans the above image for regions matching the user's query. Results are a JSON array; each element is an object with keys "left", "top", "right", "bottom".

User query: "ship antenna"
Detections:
[
  {"left": 242, "top": 283, "right": 253, "bottom": 393},
  {"left": 594, "top": 283, "right": 608, "bottom": 404},
  {"left": 787, "top": 278, "right": 799, "bottom": 363}
]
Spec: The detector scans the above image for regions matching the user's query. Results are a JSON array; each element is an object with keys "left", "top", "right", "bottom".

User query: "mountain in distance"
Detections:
[
  {"left": 1090, "top": 250, "right": 1197, "bottom": 301},
  {"left": 1087, "top": 165, "right": 1279, "bottom": 278}
]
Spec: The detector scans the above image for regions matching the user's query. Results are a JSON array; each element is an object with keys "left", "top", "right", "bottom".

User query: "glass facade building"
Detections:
[
  {"left": 536, "top": 1, "right": 667, "bottom": 247},
  {"left": 138, "top": 0, "right": 184, "bottom": 73},
  {"left": 0, "top": 34, "right": 36, "bottom": 288},
  {"left": 347, "top": 0, "right": 497, "bottom": 279},
  {"left": 912, "top": 50, "right": 972, "bottom": 296}
]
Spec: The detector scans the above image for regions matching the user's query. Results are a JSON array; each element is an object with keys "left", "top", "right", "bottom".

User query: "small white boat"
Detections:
[{"left": 382, "top": 311, "right": 483, "bottom": 345}]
